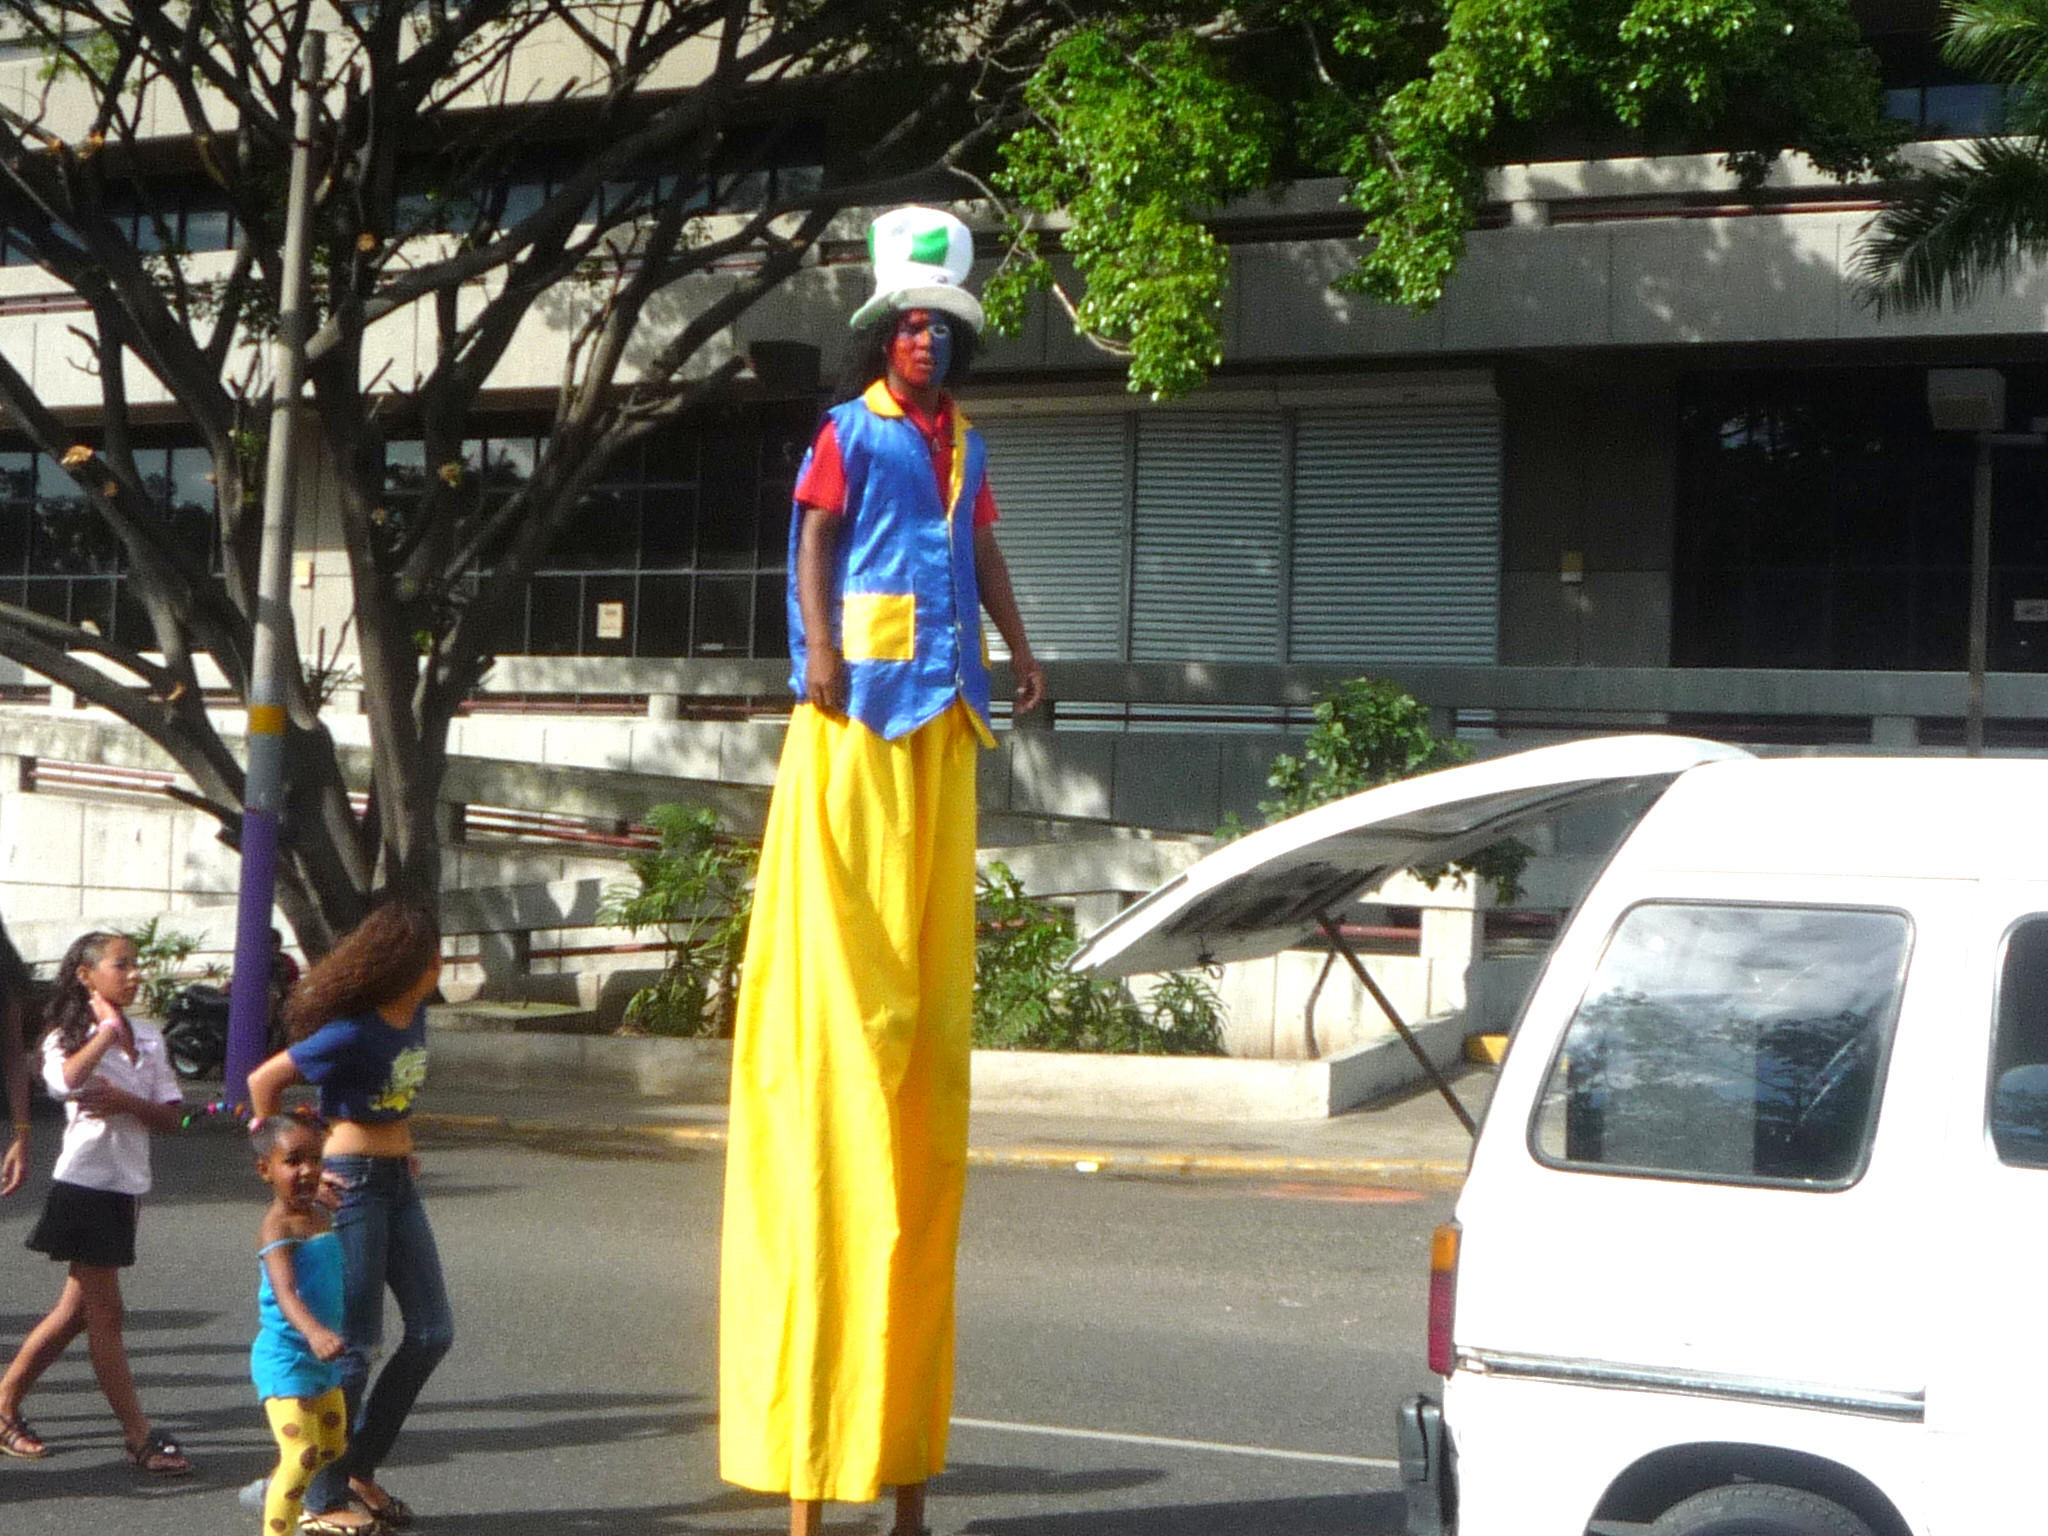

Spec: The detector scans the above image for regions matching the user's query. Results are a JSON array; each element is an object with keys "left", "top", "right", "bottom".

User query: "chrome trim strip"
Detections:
[{"left": 1462, "top": 1349, "right": 1925, "bottom": 1423}]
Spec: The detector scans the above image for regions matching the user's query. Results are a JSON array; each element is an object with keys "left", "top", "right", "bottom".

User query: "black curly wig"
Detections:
[{"left": 834, "top": 308, "right": 981, "bottom": 403}]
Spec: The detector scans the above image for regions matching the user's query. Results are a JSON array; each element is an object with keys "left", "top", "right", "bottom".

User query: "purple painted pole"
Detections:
[
  {"left": 222, "top": 803, "right": 281, "bottom": 1108},
  {"left": 222, "top": 32, "right": 323, "bottom": 1113}
]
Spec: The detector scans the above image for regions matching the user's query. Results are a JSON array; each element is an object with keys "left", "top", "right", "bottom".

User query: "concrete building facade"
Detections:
[{"left": 0, "top": 5, "right": 2039, "bottom": 1049}]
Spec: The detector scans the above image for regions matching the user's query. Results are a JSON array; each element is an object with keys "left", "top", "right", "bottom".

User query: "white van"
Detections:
[{"left": 1073, "top": 735, "right": 2048, "bottom": 1536}]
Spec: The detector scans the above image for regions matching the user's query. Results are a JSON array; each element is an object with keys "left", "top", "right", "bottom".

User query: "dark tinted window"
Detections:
[
  {"left": 1991, "top": 917, "right": 2048, "bottom": 1168},
  {"left": 1672, "top": 367, "right": 2048, "bottom": 672},
  {"left": 418, "top": 402, "right": 812, "bottom": 658},
  {"left": 1534, "top": 904, "right": 1912, "bottom": 1187}
]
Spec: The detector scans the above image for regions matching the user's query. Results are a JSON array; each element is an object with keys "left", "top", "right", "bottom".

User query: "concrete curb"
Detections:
[
  {"left": 410, "top": 1109, "right": 1469, "bottom": 1189},
  {"left": 426, "top": 1015, "right": 1472, "bottom": 1124}
]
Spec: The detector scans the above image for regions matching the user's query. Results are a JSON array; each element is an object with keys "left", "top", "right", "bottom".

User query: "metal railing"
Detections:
[{"left": 461, "top": 657, "right": 2048, "bottom": 747}]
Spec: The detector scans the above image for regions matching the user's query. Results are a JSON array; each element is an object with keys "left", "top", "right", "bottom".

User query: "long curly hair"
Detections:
[
  {"left": 284, "top": 900, "right": 441, "bottom": 1039},
  {"left": 835, "top": 308, "right": 981, "bottom": 403},
  {"left": 45, "top": 931, "right": 122, "bottom": 1056}
]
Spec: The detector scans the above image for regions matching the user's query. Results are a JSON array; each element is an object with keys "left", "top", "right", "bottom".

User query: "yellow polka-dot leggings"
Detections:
[{"left": 260, "top": 1387, "right": 347, "bottom": 1534}]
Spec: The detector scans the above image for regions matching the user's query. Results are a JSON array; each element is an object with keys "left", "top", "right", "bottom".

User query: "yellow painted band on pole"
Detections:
[{"left": 248, "top": 703, "right": 287, "bottom": 735}]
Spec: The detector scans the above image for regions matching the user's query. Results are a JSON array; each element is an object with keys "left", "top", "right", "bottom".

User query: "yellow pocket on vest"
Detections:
[{"left": 842, "top": 592, "right": 916, "bottom": 662}]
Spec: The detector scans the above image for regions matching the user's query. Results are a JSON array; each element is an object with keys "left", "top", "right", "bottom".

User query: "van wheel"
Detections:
[{"left": 1647, "top": 1483, "right": 1876, "bottom": 1536}]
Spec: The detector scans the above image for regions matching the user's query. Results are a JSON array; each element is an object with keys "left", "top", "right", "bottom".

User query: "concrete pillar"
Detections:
[
  {"left": 436, "top": 802, "right": 466, "bottom": 845},
  {"left": 647, "top": 693, "right": 681, "bottom": 722},
  {"left": 476, "top": 928, "right": 531, "bottom": 999},
  {"left": 1013, "top": 695, "right": 1055, "bottom": 732},
  {"left": 1070, "top": 890, "right": 1123, "bottom": 939},
  {"left": 0, "top": 754, "right": 29, "bottom": 793},
  {"left": 1871, "top": 715, "right": 1918, "bottom": 751}
]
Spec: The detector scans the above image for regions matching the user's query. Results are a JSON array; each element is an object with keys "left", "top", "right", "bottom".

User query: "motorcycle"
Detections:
[
  {"left": 161, "top": 982, "right": 232, "bottom": 1079},
  {"left": 162, "top": 957, "right": 296, "bottom": 1079}
]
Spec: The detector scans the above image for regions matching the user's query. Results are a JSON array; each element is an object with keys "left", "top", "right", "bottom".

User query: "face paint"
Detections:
[{"left": 888, "top": 310, "right": 953, "bottom": 389}]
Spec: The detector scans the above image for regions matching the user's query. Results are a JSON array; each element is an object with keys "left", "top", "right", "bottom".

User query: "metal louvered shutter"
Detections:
[
  {"left": 974, "top": 415, "right": 1129, "bottom": 659},
  {"left": 1290, "top": 403, "right": 1500, "bottom": 664},
  {"left": 1131, "top": 413, "right": 1285, "bottom": 661}
]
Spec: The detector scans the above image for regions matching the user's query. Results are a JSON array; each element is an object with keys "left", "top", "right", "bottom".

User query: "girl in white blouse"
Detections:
[{"left": 0, "top": 931, "right": 191, "bottom": 1474}]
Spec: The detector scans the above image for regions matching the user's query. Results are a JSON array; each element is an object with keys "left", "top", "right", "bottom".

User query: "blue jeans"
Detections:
[{"left": 305, "top": 1154, "right": 455, "bottom": 1515}]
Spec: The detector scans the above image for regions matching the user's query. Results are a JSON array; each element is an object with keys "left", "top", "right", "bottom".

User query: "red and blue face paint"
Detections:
[{"left": 888, "top": 309, "right": 952, "bottom": 389}]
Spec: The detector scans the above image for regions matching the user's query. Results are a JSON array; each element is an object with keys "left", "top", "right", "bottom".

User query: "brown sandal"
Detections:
[
  {"left": 0, "top": 1410, "right": 46, "bottom": 1459},
  {"left": 124, "top": 1426, "right": 191, "bottom": 1476},
  {"left": 350, "top": 1479, "right": 415, "bottom": 1527},
  {"left": 300, "top": 1514, "right": 387, "bottom": 1536}
]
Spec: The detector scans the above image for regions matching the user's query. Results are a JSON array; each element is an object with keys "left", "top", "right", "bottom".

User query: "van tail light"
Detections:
[{"left": 1427, "top": 1221, "right": 1461, "bottom": 1377}]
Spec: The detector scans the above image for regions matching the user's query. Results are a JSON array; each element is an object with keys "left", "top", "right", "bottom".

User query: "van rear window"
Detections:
[{"left": 1532, "top": 904, "right": 1911, "bottom": 1188}]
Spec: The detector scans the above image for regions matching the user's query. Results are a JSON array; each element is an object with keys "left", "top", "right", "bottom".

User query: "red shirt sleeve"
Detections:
[
  {"left": 973, "top": 478, "right": 999, "bottom": 529},
  {"left": 793, "top": 419, "right": 846, "bottom": 514}
]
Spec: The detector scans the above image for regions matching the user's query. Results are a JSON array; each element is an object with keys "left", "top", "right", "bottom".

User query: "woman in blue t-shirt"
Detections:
[{"left": 246, "top": 901, "right": 448, "bottom": 1534}]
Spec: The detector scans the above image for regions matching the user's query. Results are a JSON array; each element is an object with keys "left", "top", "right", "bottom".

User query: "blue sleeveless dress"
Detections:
[{"left": 251, "top": 1230, "right": 344, "bottom": 1400}]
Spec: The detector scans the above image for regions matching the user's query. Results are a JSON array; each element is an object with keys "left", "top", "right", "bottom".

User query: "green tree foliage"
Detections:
[
  {"left": 1854, "top": 0, "right": 2048, "bottom": 314},
  {"left": 988, "top": 0, "right": 1903, "bottom": 397},
  {"left": 975, "top": 864, "right": 1226, "bottom": 1054},
  {"left": 1233, "top": 677, "right": 1528, "bottom": 904},
  {"left": 598, "top": 806, "right": 756, "bottom": 1039}
]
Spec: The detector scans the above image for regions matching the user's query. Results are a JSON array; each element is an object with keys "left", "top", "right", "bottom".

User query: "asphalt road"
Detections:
[{"left": 0, "top": 1123, "right": 1450, "bottom": 1534}]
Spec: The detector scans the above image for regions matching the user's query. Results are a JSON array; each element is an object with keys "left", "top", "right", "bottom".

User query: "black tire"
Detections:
[
  {"left": 1648, "top": 1483, "right": 1877, "bottom": 1536},
  {"left": 162, "top": 1024, "right": 219, "bottom": 1080}
]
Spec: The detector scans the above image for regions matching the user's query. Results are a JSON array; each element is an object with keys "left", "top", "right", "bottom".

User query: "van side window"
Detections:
[
  {"left": 1990, "top": 918, "right": 2048, "bottom": 1169},
  {"left": 1532, "top": 904, "right": 1911, "bottom": 1188}
]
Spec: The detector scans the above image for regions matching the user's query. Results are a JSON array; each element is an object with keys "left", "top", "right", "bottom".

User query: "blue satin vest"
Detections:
[{"left": 786, "top": 381, "right": 995, "bottom": 745}]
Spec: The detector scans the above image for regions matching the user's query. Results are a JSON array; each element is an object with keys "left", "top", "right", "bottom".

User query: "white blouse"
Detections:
[{"left": 41, "top": 1021, "right": 182, "bottom": 1196}]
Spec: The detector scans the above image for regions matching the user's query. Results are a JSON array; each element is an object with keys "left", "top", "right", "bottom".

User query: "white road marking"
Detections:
[{"left": 949, "top": 1415, "right": 1401, "bottom": 1470}]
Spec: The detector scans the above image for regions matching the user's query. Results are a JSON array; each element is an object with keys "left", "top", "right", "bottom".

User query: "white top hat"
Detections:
[{"left": 849, "top": 206, "right": 984, "bottom": 333}]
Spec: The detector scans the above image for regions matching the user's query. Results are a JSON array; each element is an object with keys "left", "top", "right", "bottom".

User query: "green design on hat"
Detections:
[{"left": 849, "top": 205, "right": 985, "bottom": 333}]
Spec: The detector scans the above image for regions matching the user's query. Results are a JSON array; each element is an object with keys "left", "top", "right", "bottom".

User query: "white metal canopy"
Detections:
[{"left": 1069, "top": 734, "right": 1753, "bottom": 980}]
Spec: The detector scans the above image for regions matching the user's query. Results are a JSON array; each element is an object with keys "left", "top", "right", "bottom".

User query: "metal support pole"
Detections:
[
  {"left": 1316, "top": 913, "right": 1476, "bottom": 1136},
  {"left": 224, "top": 31, "right": 324, "bottom": 1112},
  {"left": 1968, "top": 432, "right": 1993, "bottom": 758}
]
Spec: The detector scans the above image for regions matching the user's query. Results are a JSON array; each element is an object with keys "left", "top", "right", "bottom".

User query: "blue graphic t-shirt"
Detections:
[{"left": 288, "top": 1006, "right": 428, "bottom": 1124}]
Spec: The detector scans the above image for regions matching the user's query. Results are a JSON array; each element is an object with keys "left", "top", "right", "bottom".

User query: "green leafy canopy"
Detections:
[{"left": 993, "top": 0, "right": 1901, "bottom": 398}]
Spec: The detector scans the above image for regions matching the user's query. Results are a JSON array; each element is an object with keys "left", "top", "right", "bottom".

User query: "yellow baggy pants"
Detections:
[{"left": 718, "top": 701, "right": 980, "bottom": 1503}]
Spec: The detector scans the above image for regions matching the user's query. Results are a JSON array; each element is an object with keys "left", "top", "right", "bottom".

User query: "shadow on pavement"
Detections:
[
  {"left": 332, "top": 1496, "right": 838, "bottom": 1533},
  {"left": 934, "top": 1460, "right": 1164, "bottom": 1496},
  {"left": 959, "top": 1491, "right": 1404, "bottom": 1535},
  {"left": 0, "top": 1309, "right": 217, "bottom": 1335}
]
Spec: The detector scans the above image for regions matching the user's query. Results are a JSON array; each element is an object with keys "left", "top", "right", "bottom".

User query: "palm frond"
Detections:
[
  {"left": 1853, "top": 137, "right": 2048, "bottom": 314},
  {"left": 1945, "top": 0, "right": 2048, "bottom": 86}
]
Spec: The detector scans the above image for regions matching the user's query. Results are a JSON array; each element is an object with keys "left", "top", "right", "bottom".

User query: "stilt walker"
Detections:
[{"left": 719, "top": 206, "right": 1046, "bottom": 1536}]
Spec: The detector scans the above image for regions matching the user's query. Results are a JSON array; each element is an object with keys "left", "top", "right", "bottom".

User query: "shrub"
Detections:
[
  {"left": 598, "top": 805, "right": 757, "bottom": 1038},
  {"left": 974, "top": 863, "right": 1225, "bottom": 1054},
  {"left": 121, "top": 916, "right": 221, "bottom": 1019},
  {"left": 1230, "top": 676, "right": 1529, "bottom": 905}
]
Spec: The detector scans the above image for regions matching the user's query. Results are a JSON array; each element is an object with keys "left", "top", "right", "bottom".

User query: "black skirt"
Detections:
[{"left": 27, "top": 1180, "right": 138, "bottom": 1268}]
